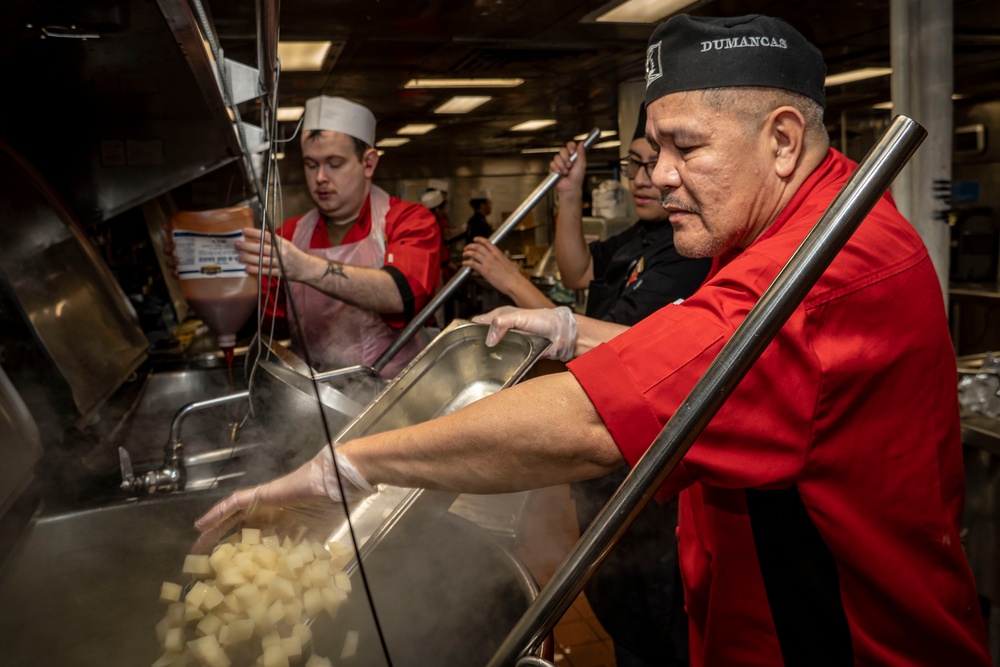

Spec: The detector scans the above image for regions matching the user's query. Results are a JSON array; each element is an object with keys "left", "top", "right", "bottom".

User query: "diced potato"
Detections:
[
  {"left": 209, "top": 544, "right": 235, "bottom": 572},
  {"left": 222, "top": 592, "right": 242, "bottom": 614},
  {"left": 242, "top": 528, "right": 261, "bottom": 545},
  {"left": 268, "top": 575, "right": 296, "bottom": 602},
  {"left": 254, "top": 569, "right": 278, "bottom": 588},
  {"left": 196, "top": 613, "right": 223, "bottom": 638},
  {"left": 185, "top": 605, "right": 206, "bottom": 623},
  {"left": 290, "top": 623, "right": 312, "bottom": 645},
  {"left": 247, "top": 601, "right": 270, "bottom": 632},
  {"left": 161, "top": 581, "right": 183, "bottom": 603},
  {"left": 302, "top": 588, "right": 323, "bottom": 617},
  {"left": 186, "top": 582, "right": 211, "bottom": 608},
  {"left": 292, "top": 543, "right": 316, "bottom": 565},
  {"left": 262, "top": 534, "right": 280, "bottom": 549},
  {"left": 166, "top": 602, "right": 186, "bottom": 626},
  {"left": 225, "top": 619, "right": 254, "bottom": 645},
  {"left": 201, "top": 585, "right": 224, "bottom": 611},
  {"left": 251, "top": 545, "right": 278, "bottom": 570},
  {"left": 265, "top": 599, "right": 286, "bottom": 626},
  {"left": 261, "top": 644, "right": 289, "bottom": 667},
  {"left": 340, "top": 629, "right": 359, "bottom": 660},
  {"left": 217, "top": 624, "right": 229, "bottom": 647},
  {"left": 304, "top": 655, "right": 333, "bottom": 667},
  {"left": 261, "top": 631, "right": 282, "bottom": 649},
  {"left": 283, "top": 600, "right": 303, "bottom": 626},
  {"left": 280, "top": 636, "right": 302, "bottom": 660},
  {"left": 322, "top": 586, "right": 347, "bottom": 616},
  {"left": 233, "top": 582, "right": 261, "bottom": 608},
  {"left": 183, "top": 555, "right": 212, "bottom": 577},
  {"left": 216, "top": 610, "right": 238, "bottom": 624},
  {"left": 165, "top": 627, "right": 185, "bottom": 653},
  {"left": 310, "top": 542, "right": 330, "bottom": 561},
  {"left": 333, "top": 572, "right": 351, "bottom": 593},
  {"left": 156, "top": 616, "right": 172, "bottom": 645},
  {"left": 276, "top": 553, "right": 304, "bottom": 579},
  {"left": 216, "top": 567, "right": 247, "bottom": 589}
]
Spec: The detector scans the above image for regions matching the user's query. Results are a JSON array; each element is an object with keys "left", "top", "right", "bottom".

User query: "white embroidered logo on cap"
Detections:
[
  {"left": 699, "top": 35, "right": 788, "bottom": 52},
  {"left": 645, "top": 42, "right": 663, "bottom": 88}
]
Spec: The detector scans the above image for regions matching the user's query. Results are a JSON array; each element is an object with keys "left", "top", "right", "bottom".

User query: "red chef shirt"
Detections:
[
  {"left": 263, "top": 192, "right": 440, "bottom": 328},
  {"left": 568, "top": 149, "right": 990, "bottom": 666}
]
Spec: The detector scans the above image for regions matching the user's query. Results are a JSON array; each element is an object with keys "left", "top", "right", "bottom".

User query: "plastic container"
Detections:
[{"left": 171, "top": 206, "right": 257, "bottom": 359}]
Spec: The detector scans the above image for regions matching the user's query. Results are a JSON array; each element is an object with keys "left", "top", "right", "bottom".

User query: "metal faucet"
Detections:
[{"left": 119, "top": 390, "right": 250, "bottom": 495}]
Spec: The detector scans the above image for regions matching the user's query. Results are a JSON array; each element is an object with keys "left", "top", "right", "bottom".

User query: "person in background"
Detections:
[
  {"left": 465, "top": 189, "right": 493, "bottom": 243},
  {"left": 199, "top": 15, "right": 991, "bottom": 666},
  {"left": 237, "top": 96, "right": 440, "bottom": 377},
  {"left": 463, "top": 104, "right": 710, "bottom": 666}
]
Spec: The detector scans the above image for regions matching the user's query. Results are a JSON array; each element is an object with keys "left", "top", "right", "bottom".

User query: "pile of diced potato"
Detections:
[{"left": 152, "top": 528, "right": 358, "bottom": 667}]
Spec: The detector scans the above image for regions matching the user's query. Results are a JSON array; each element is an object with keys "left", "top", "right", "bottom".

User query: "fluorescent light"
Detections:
[
  {"left": 434, "top": 96, "right": 492, "bottom": 114},
  {"left": 274, "top": 152, "right": 286, "bottom": 160},
  {"left": 405, "top": 78, "right": 524, "bottom": 89},
  {"left": 377, "top": 149, "right": 385, "bottom": 156},
  {"left": 575, "top": 130, "right": 617, "bottom": 140},
  {"left": 596, "top": 0, "right": 696, "bottom": 23},
  {"left": 593, "top": 139, "right": 622, "bottom": 149},
  {"left": 376, "top": 137, "right": 410, "bottom": 147},
  {"left": 872, "top": 101, "right": 894, "bottom": 110},
  {"left": 511, "top": 119, "right": 557, "bottom": 131},
  {"left": 277, "top": 41, "right": 332, "bottom": 72},
  {"left": 276, "top": 106, "right": 304, "bottom": 122},
  {"left": 397, "top": 124, "right": 437, "bottom": 135},
  {"left": 825, "top": 67, "right": 892, "bottom": 87},
  {"left": 520, "top": 146, "right": 564, "bottom": 154}
]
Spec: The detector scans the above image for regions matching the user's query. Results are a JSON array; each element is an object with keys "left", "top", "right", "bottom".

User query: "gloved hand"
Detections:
[
  {"left": 192, "top": 447, "right": 374, "bottom": 552},
  {"left": 473, "top": 305, "right": 578, "bottom": 362}
]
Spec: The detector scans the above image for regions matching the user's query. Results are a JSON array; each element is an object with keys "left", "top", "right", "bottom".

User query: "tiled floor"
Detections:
[{"left": 512, "top": 484, "right": 617, "bottom": 667}]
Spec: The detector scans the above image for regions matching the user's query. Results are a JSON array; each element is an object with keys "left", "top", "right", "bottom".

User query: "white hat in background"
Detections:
[
  {"left": 470, "top": 188, "right": 492, "bottom": 200},
  {"left": 428, "top": 178, "right": 449, "bottom": 193},
  {"left": 421, "top": 190, "right": 444, "bottom": 209},
  {"left": 302, "top": 95, "right": 377, "bottom": 147}
]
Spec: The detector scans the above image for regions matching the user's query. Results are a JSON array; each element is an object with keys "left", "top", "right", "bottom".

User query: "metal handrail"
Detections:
[
  {"left": 370, "top": 127, "right": 603, "bottom": 374},
  {"left": 487, "top": 115, "right": 928, "bottom": 665}
]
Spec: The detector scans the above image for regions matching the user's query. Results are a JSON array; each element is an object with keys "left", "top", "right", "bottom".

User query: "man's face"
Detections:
[
  {"left": 646, "top": 92, "right": 773, "bottom": 258},
  {"left": 301, "top": 131, "right": 377, "bottom": 223},
  {"left": 626, "top": 138, "right": 669, "bottom": 223}
]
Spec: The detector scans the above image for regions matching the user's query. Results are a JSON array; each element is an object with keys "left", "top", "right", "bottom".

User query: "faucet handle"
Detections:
[{"left": 118, "top": 446, "right": 138, "bottom": 493}]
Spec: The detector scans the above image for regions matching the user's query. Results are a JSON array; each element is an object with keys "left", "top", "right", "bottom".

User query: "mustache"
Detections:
[{"left": 660, "top": 193, "right": 698, "bottom": 214}]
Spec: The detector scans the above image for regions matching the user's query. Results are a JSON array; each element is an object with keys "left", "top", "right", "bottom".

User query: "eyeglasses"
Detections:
[{"left": 618, "top": 156, "right": 658, "bottom": 180}]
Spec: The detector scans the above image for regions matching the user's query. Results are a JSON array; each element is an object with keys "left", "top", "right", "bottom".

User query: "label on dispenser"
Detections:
[{"left": 172, "top": 230, "right": 246, "bottom": 279}]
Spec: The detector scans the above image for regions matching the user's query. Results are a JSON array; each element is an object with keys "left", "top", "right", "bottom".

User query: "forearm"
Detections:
[
  {"left": 574, "top": 316, "right": 629, "bottom": 356},
  {"left": 340, "top": 372, "right": 623, "bottom": 493},
  {"left": 298, "top": 255, "right": 405, "bottom": 313},
  {"left": 554, "top": 190, "right": 593, "bottom": 289},
  {"left": 502, "top": 274, "right": 555, "bottom": 310}
]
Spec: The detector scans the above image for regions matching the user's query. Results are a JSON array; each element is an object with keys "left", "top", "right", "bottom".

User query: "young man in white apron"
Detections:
[{"left": 238, "top": 96, "right": 441, "bottom": 376}]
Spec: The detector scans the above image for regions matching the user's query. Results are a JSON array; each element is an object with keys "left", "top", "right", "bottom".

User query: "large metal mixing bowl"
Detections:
[{"left": 0, "top": 492, "right": 539, "bottom": 666}]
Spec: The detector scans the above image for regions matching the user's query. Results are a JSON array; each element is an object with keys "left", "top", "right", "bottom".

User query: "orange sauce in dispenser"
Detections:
[{"left": 171, "top": 206, "right": 258, "bottom": 380}]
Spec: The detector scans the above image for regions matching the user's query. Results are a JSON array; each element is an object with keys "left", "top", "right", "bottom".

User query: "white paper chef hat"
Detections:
[
  {"left": 470, "top": 188, "right": 492, "bottom": 200},
  {"left": 428, "top": 178, "right": 449, "bottom": 193},
  {"left": 421, "top": 190, "right": 444, "bottom": 209},
  {"left": 302, "top": 96, "right": 377, "bottom": 147}
]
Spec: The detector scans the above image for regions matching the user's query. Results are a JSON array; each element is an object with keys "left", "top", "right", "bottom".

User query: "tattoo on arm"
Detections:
[{"left": 321, "top": 261, "right": 348, "bottom": 280}]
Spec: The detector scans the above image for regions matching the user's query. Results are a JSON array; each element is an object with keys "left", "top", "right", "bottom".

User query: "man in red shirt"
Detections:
[
  {"left": 238, "top": 96, "right": 440, "bottom": 376},
  {"left": 201, "top": 15, "right": 990, "bottom": 665}
]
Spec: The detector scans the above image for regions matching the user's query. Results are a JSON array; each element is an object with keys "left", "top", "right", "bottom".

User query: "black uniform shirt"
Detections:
[{"left": 585, "top": 219, "right": 711, "bottom": 324}]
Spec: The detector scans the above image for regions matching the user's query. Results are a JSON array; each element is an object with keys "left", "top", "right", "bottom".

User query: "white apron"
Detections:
[{"left": 287, "top": 185, "right": 426, "bottom": 377}]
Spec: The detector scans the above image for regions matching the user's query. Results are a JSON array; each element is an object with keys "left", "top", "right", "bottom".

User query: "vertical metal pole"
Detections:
[{"left": 487, "top": 116, "right": 927, "bottom": 666}]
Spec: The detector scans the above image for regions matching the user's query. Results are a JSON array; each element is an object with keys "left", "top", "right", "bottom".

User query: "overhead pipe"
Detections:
[
  {"left": 256, "top": 0, "right": 280, "bottom": 109},
  {"left": 487, "top": 115, "right": 928, "bottom": 665}
]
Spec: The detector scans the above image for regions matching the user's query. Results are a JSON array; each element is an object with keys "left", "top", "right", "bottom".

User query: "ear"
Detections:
[
  {"left": 362, "top": 148, "right": 379, "bottom": 177},
  {"left": 768, "top": 106, "right": 806, "bottom": 180}
]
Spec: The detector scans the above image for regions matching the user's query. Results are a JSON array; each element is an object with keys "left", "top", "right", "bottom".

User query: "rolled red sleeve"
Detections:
[{"left": 381, "top": 199, "right": 441, "bottom": 328}]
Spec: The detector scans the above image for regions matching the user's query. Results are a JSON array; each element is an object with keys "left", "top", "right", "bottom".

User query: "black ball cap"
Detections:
[{"left": 645, "top": 14, "right": 826, "bottom": 109}]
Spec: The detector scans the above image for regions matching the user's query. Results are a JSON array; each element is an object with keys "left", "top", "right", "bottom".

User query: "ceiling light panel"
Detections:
[
  {"left": 520, "top": 146, "right": 564, "bottom": 154},
  {"left": 376, "top": 137, "right": 410, "bottom": 147},
  {"left": 575, "top": 130, "right": 617, "bottom": 140},
  {"left": 595, "top": 0, "right": 697, "bottom": 23},
  {"left": 277, "top": 41, "right": 333, "bottom": 72},
  {"left": 276, "top": 106, "right": 304, "bottom": 122},
  {"left": 825, "top": 67, "right": 893, "bottom": 87},
  {"left": 511, "top": 120, "right": 557, "bottom": 131},
  {"left": 593, "top": 139, "right": 622, "bottom": 149},
  {"left": 434, "top": 96, "right": 492, "bottom": 114},
  {"left": 404, "top": 78, "right": 524, "bottom": 89},
  {"left": 397, "top": 124, "right": 437, "bottom": 135}
]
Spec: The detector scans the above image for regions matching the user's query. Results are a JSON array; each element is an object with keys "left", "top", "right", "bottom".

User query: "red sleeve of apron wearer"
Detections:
[
  {"left": 567, "top": 253, "right": 818, "bottom": 503},
  {"left": 380, "top": 197, "right": 442, "bottom": 329}
]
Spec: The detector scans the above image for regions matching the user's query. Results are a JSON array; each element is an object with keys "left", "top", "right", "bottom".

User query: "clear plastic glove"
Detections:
[
  {"left": 473, "top": 305, "right": 578, "bottom": 362},
  {"left": 192, "top": 447, "right": 374, "bottom": 552}
]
